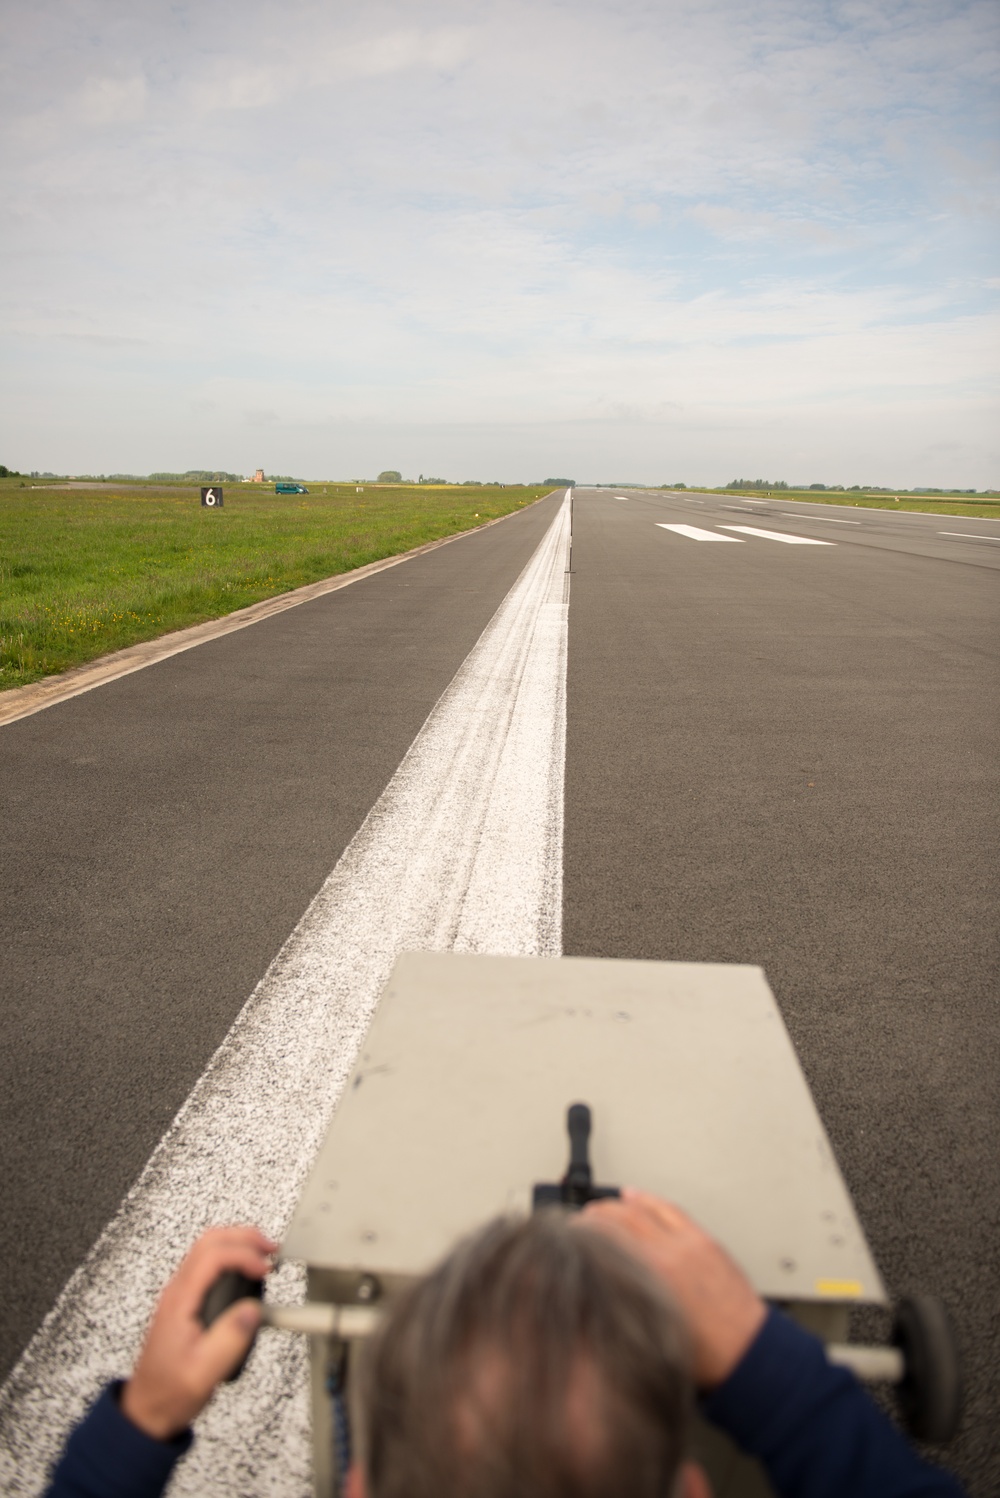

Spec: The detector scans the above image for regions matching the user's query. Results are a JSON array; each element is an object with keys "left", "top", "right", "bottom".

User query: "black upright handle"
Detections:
[
  {"left": 566, "top": 1104, "right": 593, "bottom": 1191},
  {"left": 532, "top": 1103, "right": 620, "bottom": 1211}
]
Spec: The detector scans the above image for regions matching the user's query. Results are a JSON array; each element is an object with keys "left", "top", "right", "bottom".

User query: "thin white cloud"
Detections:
[
  {"left": 0, "top": 0, "right": 997, "bottom": 482},
  {"left": 193, "top": 26, "right": 473, "bottom": 114},
  {"left": 333, "top": 26, "right": 472, "bottom": 77},
  {"left": 77, "top": 72, "right": 148, "bottom": 125}
]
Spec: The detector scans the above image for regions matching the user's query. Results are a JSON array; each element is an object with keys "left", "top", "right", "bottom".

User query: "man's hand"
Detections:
[
  {"left": 582, "top": 1189, "right": 766, "bottom": 1390},
  {"left": 120, "top": 1226, "right": 277, "bottom": 1441}
]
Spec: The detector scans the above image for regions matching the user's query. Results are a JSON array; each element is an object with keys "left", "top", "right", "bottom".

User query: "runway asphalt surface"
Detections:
[
  {"left": 1, "top": 486, "right": 997, "bottom": 1492},
  {"left": 0, "top": 496, "right": 559, "bottom": 1384},
  {"left": 564, "top": 488, "right": 999, "bottom": 1490}
]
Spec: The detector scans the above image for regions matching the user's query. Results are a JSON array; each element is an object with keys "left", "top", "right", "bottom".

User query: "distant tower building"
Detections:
[{"left": 253, "top": 468, "right": 265, "bottom": 483}]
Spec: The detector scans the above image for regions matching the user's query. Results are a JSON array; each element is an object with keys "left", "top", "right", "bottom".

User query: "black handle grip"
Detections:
[
  {"left": 564, "top": 1102, "right": 594, "bottom": 1199},
  {"left": 199, "top": 1270, "right": 264, "bottom": 1382},
  {"left": 567, "top": 1104, "right": 592, "bottom": 1173},
  {"left": 532, "top": 1103, "right": 620, "bottom": 1210}
]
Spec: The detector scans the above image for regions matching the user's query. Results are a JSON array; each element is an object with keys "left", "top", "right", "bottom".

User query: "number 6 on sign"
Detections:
[{"left": 201, "top": 487, "right": 224, "bottom": 507}]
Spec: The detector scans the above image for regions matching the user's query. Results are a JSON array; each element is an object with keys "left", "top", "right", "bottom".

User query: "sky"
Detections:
[{"left": 2, "top": 0, "right": 998, "bottom": 486}]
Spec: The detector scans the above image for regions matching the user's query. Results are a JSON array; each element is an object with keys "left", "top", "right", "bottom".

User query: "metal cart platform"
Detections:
[{"left": 270, "top": 952, "right": 930, "bottom": 1495}]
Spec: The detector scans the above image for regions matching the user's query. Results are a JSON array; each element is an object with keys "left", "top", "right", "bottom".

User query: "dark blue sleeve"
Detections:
[
  {"left": 702, "top": 1308, "right": 965, "bottom": 1498},
  {"left": 44, "top": 1382, "right": 192, "bottom": 1498}
]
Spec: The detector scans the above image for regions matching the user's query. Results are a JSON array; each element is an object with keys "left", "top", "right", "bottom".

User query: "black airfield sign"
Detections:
[{"left": 201, "top": 486, "right": 224, "bottom": 507}]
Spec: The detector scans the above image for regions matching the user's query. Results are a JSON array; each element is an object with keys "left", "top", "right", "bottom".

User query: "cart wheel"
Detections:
[{"left": 892, "top": 1295, "right": 961, "bottom": 1444}]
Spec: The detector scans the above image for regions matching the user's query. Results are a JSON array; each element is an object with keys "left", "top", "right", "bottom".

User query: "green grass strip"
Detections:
[
  {"left": 0, "top": 481, "right": 552, "bottom": 691},
  {"left": 696, "top": 489, "right": 1000, "bottom": 518}
]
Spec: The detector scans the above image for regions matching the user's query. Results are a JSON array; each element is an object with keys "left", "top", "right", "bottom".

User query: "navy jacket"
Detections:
[
  {"left": 45, "top": 1309, "right": 964, "bottom": 1497},
  {"left": 704, "top": 1310, "right": 964, "bottom": 1497}
]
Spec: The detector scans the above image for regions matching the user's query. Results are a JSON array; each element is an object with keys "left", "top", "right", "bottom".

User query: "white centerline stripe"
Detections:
[
  {"left": 718, "top": 526, "right": 835, "bottom": 546},
  {"left": 0, "top": 498, "right": 572, "bottom": 1496},
  {"left": 938, "top": 532, "right": 1000, "bottom": 542},
  {"left": 657, "top": 523, "right": 743, "bottom": 542}
]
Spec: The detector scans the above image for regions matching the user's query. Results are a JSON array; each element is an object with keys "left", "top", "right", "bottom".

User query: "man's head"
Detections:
[{"left": 356, "top": 1210, "right": 697, "bottom": 1498}]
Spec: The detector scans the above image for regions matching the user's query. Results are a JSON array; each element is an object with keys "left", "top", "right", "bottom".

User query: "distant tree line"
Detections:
[
  {"left": 149, "top": 470, "right": 244, "bottom": 482},
  {"left": 726, "top": 478, "right": 789, "bottom": 490},
  {"left": 726, "top": 479, "right": 993, "bottom": 494},
  {"left": 376, "top": 472, "right": 457, "bottom": 483},
  {"left": 375, "top": 470, "right": 525, "bottom": 486}
]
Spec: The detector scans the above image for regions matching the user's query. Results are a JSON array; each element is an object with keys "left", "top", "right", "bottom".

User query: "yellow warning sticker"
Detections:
[{"left": 815, "top": 1279, "right": 863, "bottom": 1298}]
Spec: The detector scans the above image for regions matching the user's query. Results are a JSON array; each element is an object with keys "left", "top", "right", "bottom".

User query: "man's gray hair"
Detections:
[{"left": 360, "top": 1211, "right": 692, "bottom": 1498}]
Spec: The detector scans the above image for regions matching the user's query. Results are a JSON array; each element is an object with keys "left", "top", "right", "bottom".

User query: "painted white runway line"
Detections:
[
  {"left": 0, "top": 495, "right": 572, "bottom": 1496},
  {"left": 938, "top": 532, "right": 1000, "bottom": 542},
  {"left": 657, "top": 523, "right": 743, "bottom": 542},
  {"left": 783, "top": 516, "right": 859, "bottom": 524},
  {"left": 719, "top": 526, "right": 834, "bottom": 546}
]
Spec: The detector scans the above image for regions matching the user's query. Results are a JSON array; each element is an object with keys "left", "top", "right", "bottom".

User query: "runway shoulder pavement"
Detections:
[
  {"left": 563, "top": 487, "right": 999, "bottom": 1493},
  {"left": 0, "top": 492, "right": 561, "bottom": 1384}
]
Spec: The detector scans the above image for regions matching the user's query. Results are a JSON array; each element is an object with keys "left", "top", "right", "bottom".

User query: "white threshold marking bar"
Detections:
[
  {"left": 657, "top": 523, "right": 743, "bottom": 542},
  {"left": 719, "top": 525, "right": 834, "bottom": 546},
  {"left": 938, "top": 532, "right": 1000, "bottom": 542},
  {"left": 0, "top": 497, "right": 572, "bottom": 1497}
]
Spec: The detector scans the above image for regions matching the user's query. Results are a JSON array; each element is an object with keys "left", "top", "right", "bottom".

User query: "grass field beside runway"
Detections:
[
  {"left": 0, "top": 480, "right": 551, "bottom": 690},
  {"left": 700, "top": 489, "right": 1000, "bottom": 518}
]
